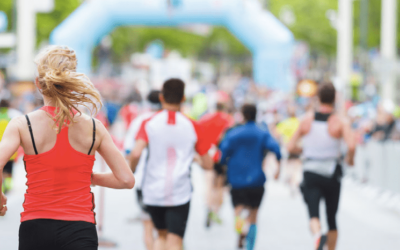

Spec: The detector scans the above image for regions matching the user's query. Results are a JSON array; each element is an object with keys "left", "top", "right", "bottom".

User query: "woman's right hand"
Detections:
[{"left": 0, "top": 192, "right": 7, "bottom": 216}]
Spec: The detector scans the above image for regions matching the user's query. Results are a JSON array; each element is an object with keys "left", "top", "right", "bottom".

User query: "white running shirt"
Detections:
[{"left": 136, "top": 110, "right": 210, "bottom": 206}]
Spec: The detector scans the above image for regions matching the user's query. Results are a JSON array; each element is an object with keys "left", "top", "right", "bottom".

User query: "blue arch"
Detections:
[{"left": 51, "top": 0, "right": 294, "bottom": 91}]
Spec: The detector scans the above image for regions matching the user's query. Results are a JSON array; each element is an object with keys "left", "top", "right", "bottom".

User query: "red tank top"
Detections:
[{"left": 21, "top": 106, "right": 96, "bottom": 224}]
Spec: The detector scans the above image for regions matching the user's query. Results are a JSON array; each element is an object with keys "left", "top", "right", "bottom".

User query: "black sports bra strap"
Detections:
[
  {"left": 25, "top": 115, "right": 38, "bottom": 155},
  {"left": 88, "top": 118, "right": 96, "bottom": 155}
]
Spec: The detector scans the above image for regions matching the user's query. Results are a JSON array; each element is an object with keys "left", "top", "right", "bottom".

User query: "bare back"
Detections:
[
  {"left": 288, "top": 110, "right": 356, "bottom": 166},
  {"left": 300, "top": 111, "right": 343, "bottom": 139},
  {"left": 16, "top": 110, "right": 103, "bottom": 156}
]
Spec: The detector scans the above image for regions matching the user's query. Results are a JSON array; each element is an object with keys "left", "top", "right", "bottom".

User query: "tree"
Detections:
[
  {"left": 0, "top": 0, "right": 81, "bottom": 47},
  {"left": 36, "top": 0, "right": 81, "bottom": 46},
  {"left": 1, "top": 0, "right": 398, "bottom": 58},
  {"left": 0, "top": 0, "right": 13, "bottom": 32},
  {"left": 268, "top": 0, "right": 400, "bottom": 54},
  {"left": 268, "top": 0, "right": 338, "bottom": 54}
]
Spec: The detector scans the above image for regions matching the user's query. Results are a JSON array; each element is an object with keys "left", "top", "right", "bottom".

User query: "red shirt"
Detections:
[
  {"left": 198, "top": 112, "right": 234, "bottom": 162},
  {"left": 21, "top": 106, "right": 96, "bottom": 224}
]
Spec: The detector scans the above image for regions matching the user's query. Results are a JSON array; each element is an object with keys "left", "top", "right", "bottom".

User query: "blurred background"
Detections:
[{"left": 0, "top": 0, "right": 399, "bottom": 249}]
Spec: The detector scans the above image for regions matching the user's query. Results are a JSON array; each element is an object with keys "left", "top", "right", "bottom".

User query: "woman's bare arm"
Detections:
[{"left": 93, "top": 121, "right": 135, "bottom": 189}]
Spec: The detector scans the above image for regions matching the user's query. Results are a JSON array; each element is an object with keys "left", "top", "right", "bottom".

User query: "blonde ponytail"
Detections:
[{"left": 35, "top": 45, "right": 102, "bottom": 133}]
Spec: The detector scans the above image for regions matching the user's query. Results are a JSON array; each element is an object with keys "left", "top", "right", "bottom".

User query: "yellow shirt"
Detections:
[
  {"left": 276, "top": 117, "right": 300, "bottom": 143},
  {"left": 0, "top": 110, "right": 17, "bottom": 160}
]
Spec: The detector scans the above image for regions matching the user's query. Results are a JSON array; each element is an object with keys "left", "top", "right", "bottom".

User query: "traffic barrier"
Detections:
[{"left": 353, "top": 141, "right": 400, "bottom": 194}]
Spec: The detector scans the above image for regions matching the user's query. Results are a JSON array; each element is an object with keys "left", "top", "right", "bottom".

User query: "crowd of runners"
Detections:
[{"left": 0, "top": 45, "right": 357, "bottom": 250}]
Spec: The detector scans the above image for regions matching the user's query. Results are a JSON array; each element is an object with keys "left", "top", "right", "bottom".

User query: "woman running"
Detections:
[{"left": 0, "top": 46, "right": 135, "bottom": 250}]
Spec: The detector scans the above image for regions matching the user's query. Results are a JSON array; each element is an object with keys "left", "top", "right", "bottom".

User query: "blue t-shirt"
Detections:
[{"left": 220, "top": 122, "right": 281, "bottom": 189}]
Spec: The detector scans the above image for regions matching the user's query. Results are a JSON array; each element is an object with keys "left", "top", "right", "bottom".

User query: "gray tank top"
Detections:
[{"left": 302, "top": 113, "right": 341, "bottom": 177}]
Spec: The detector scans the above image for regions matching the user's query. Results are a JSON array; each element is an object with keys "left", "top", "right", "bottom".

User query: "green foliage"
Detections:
[
  {"left": 200, "top": 27, "right": 250, "bottom": 56},
  {"left": 354, "top": 0, "right": 400, "bottom": 50},
  {"left": 36, "top": 0, "right": 81, "bottom": 46},
  {"left": 2, "top": 0, "right": 399, "bottom": 59},
  {"left": 109, "top": 26, "right": 250, "bottom": 63},
  {"left": 269, "top": 0, "right": 400, "bottom": 54},
  {"left": 269, "top": 0, "right": 338, "bottom": 54},
  {"left": 110, "top": 27, "right": 205, "bottom": 62},
  {"left": 0, "top": 0, "right": 13, "bottom": 31},
  {"left": 0, "top": 0, "right": 81, "bottom": 46}
]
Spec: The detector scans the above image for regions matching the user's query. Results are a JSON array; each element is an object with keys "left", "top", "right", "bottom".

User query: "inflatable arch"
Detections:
[{"left": 51, "top": 0, "right": 294, "bottom": 91}]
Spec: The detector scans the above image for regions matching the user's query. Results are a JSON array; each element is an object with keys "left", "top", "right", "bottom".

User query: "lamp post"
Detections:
[
  {"left": 15, "top": 0, "right": 54, "bottom": 81},
  {"left": 336, "top": 0, "right": 354, "bottom": 104},
  {"left": 380, "top": 0, "right": 398, "bottom": 102}
]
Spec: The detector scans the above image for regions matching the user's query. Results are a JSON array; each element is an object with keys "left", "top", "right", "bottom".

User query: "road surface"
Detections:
[{"left": 1, "top": 158, "right": 399, "bottom": 250}]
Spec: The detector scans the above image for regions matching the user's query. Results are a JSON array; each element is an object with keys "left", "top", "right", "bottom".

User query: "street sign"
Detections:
[{"left": 0, "top": 11, "right": 7, "bottom": 33}]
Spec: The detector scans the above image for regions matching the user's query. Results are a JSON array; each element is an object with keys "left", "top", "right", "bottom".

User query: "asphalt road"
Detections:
[{"left": 1, "top": 158, "right": 400, "bottom": 250}]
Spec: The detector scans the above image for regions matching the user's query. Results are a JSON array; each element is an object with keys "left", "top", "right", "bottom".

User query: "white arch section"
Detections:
[{"left": 51, "top": 0, "right": 294, "bottom": 90}]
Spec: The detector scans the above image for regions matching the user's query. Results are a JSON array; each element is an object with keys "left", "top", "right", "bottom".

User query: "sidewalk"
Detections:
[{"left": 1, "top": 160, "right": 399, "bottom": 249}]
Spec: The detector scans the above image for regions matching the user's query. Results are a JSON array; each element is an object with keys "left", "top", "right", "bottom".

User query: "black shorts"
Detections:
[
  {"left": 19, "top": 219, "right": 98, "bottom": 250},
  {"left": 288, "top": 153, "right": 301, "bottom": 160},
  {"left": 3, "top": 161, "right": 14, "bottom": 174},
  {"left": 146, "top": 201, "right": 190, "bottom": 238},
  {"left": 136, "top": 189, "right": 148, "bottom": 213},
  {"left": 230, "top": 186, "right": 265, "bottom": 209},
  {"left": 301, "top": 171, "right": 341, "bottom": 230},
  {"left": 214, "top": 162, "right": 226, "bottom": 176}
]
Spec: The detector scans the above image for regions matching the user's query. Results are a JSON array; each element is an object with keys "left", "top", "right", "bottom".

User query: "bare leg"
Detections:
[
  {"left": 234, "top": 205, "right": 245, "bottom": 218},
  {"left": 166, "top": 233, "right": 183, "bottom": 250},
  {"left": 205, "top": 170, "right": 214, "bottom": 210},
  {"left": 247, "top": 208, "right": 258, "bottom": 224},
  {"left": 310, "top": 217, "right": 327, "bottom": 250},
  {"left": 143, "top": 220, "right": 154, "bottom": 250},
  {"left": 287, "top": 159, "right": 302, "bottom": 195},
  {"left": 310, "top": 217, "right": 321, "bottom": 235},
  {"left": 214, "top": 175, "right": 225, "bottom": 212},
  {"left": 327, "top": 230, "right": 338, "bottom": 250},
  {"left": 154, "top": 230, "right": 167, "bottom": 250}
]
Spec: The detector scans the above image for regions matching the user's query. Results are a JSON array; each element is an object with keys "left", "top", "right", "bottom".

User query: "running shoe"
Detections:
[
  {"left": 210, "top": 211, "right": 222, "bottom": 225},
  {"left": 206, "top": 210, "right": 212, "bottom": 228},
  {"left": 206, "top": 210, "right": 222, "bottom": 228},
  {"left": 315, "top": 235, "right": 327, "bottom": 250},
  {"left": 235, "top": 216, "right": 245, "bottom": 234}
]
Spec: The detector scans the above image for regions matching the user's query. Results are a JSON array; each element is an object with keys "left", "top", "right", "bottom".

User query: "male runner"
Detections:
[
  {"left": 129, "top": 79, "right": 213, "bottom": 250},
  {"left": 198, "top": 102, "right": 234, "bottom": 227},
  {"left": 219, "top": 104, "right": 282, "bottom": 250},
  {"left": 288, "top": 82, "right": 356, "bottom": 250},
  {"left": 124, "top": 90, "right": 161, "bottom": 250},
  {"left": 0, "top": 99, "right": 22, "bottom": 193}
]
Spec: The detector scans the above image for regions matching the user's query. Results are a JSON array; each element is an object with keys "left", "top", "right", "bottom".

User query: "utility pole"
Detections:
[
  {"left": 336, "top": 0, "right": 354, "bottom": 102},
  {"left": 380, "top": 0, "right": 398, "bottom": 102},
  {"left": 14, "top": 0, "right": 54, "bottom": 81}
]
